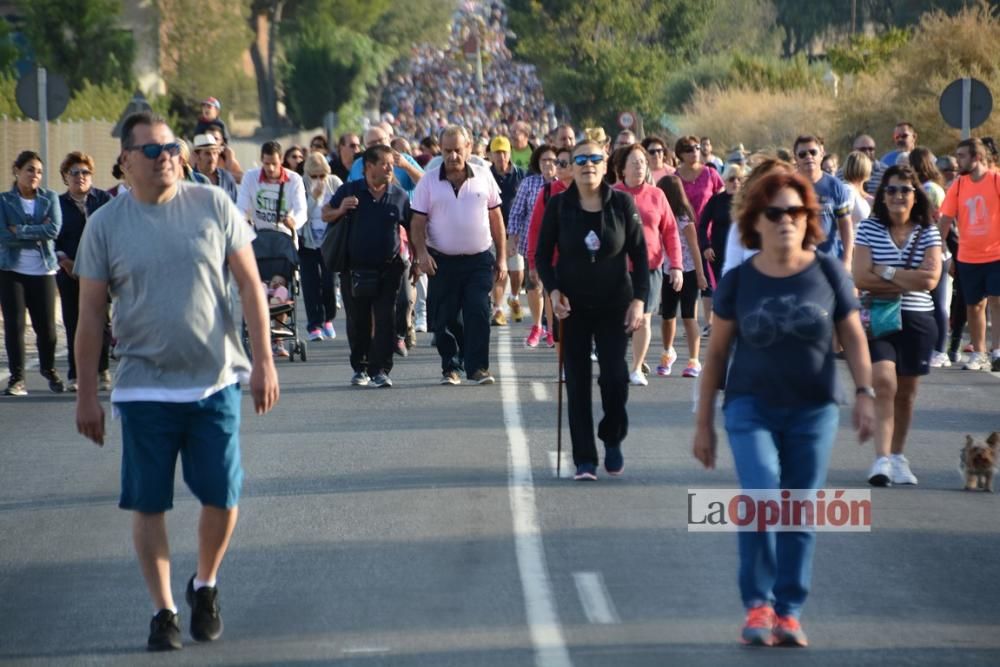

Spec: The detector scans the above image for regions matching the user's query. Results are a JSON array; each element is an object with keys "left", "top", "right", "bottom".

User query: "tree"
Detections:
[
  {"left": 156, "top": 0, "right": 255, "bottom": 135},
  {"left": 17, "top": 0, "right": 135, "bottom": 92},
  {"left": 0, "top": 20, "right": 17, "bottom": 76},
  {"left": 507, "top": 0, "right": 711, "bottom": 128}
]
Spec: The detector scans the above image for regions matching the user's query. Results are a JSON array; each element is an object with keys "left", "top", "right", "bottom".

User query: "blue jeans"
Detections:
[{"left": 723, "top": 396, "right": 839, "bottom": 618}]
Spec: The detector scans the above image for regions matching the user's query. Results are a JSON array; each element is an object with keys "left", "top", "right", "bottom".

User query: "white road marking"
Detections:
[
  {"left": 342, "top": 647, "right": 391, "bottom": 655},
  {"left": 572, "top": 571, "right": 620, "bottom": 625},
  {"left": 548, "top": 451, "right": 573, "bottom": 479},
  {"left": 531, "top": 381, "right": 549, "bottom": 401},
  {"left": 498, "top": 328, "right": 572, "bottom": 667}
]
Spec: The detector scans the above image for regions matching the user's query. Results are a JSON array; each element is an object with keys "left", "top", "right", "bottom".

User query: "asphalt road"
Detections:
[{"left": 1, "top": 313, "right": 999, "bottom": 666}]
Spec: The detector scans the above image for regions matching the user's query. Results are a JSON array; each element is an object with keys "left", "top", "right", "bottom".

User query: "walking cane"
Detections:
[{"left": 556, "top": 317, "right": 565, "bottom": 479}]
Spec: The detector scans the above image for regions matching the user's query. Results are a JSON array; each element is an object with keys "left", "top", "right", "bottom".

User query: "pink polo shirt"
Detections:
[{"left": 411, "top": 162, "right": 502, "bottom": 255}]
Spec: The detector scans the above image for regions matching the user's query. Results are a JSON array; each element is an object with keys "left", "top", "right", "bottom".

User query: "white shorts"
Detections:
[{"left": 507, "top": 253, "right": 525, "bottom": 271}]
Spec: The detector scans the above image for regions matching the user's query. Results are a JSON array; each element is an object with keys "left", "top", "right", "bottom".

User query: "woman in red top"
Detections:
[{"left": 613, "top": 144, "right": 683, "bottom": 386}]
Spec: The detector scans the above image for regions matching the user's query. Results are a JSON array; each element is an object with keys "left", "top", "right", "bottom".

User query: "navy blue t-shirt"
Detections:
[
  {"left": 713, "top": 253, "right": 859, "bottom": 407},
  {"left": 812, "top": 173, "right": 853, "bottom": 258},
  {"left": 329, "top": 179, "right": 411, "bottom": 269}
]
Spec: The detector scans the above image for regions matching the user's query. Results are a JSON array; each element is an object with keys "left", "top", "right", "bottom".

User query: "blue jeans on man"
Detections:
[{"left": 723, "top": 396, "right": 840, "bottom": 618}]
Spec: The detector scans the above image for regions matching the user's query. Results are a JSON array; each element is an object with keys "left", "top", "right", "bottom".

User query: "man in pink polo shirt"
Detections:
[{"left": 410, "top": 125, "right": 507, "bottom": 385}]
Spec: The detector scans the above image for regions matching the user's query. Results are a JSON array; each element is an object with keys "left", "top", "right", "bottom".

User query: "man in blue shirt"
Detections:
[
  {"left": 794, "top": 135, "right": 854, "bottom": 269},
  {"left": 347, "top": 126, "right": 423, "bottom": 196},
  {"left": 192, "top": 134, "right": 238, "bottom": 203},
  {"left": 880, "top": 121, "right": 917, "bottom": 167}
]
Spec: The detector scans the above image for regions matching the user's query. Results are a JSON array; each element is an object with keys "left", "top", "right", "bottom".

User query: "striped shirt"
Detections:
[{"left": 855, "top": 218, "right": 942, "bottom": 312}]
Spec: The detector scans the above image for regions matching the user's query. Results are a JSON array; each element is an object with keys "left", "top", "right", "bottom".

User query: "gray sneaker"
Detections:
[
  {"left": 963, "top": 352, "right": 989, "bottom": 371},
  {"left": 4, "top": 379, "right": 27, "bottom": 397},
  {"left": 440, "top": 370, "right": 461, "bottom": 385},
  {"left": 469, "top": 369, "right": 495, "bottom": 385},
  {"left": 351, "top": 371, "right": 370, "bottom": 386},
  {"left": 370, "top": 373, "right": 393, "bottom": 388}
]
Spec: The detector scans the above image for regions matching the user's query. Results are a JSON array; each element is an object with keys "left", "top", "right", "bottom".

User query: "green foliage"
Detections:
[
  {"left": 0, "top": 19, "right": 18, "bottom": 76},
  {"left": 827, "top": 28, "right": 912, "bottom": 75},
  {"left": 508, "top": 0, "right": 711, "bottom": 128},
  {"left": 16, "top": 0, "right": 135, "bottom": 92},
  {"left": 0, "top": 73, "right": 25, "bottom": 119},
  {"left": 156, "top": 0, "right": 257, "bottom": 127},
  {"left": 61, "top": 81, "right": 133, "bottom": 121},
  {"left": 282, "top": 19, "right": 393, "bottom": 128}
]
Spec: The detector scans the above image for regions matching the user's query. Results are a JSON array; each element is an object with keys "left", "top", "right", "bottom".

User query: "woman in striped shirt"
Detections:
[{"left": 853, "top": 166, "right": 942, "bottom": 487}]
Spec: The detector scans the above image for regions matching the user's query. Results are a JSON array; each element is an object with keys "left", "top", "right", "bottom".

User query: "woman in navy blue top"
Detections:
[{"left": 694, "top": 170, "right": 875, "bottom": 647}]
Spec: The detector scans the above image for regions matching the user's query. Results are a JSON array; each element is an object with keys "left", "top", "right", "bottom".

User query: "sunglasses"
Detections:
[
  {"left": 573, "top": 154, "right": 605, "bottom": 166},
  {"left": 647, "top": 148, "right": 664, "bottom": 155},
  {"left": 796, "top": 148, "right": 820, "bottom": 159},
  {"left": 128, "top": 142, "right": 182, "bottom": 160},
  {"left": 885, "top": 185, "right": 916, "bottom": 196},
  {"left": 555, "top": 159, "right": 570, "bottom": 168},
  {"left": 679, "top": 145, "right": 700, "bottom": 154},
  {"left": 68, "top": 168, "right": 93, "bottom": 177},
  {"left": 894, "top": 133, "right": 912, "bottom": 140},
  {"left": 763, "top": 205, "right": 809, "bottom": 223}
]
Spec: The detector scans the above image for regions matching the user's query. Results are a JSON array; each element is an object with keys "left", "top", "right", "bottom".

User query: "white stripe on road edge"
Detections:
[
  {"left": 531, "top": 381, "right": 549, "bottom": 402},
  {"left": 498, "top": 327, "right": 572, "bottom": 667},
  {"left": 548, "top": 451, "right": 573, "bottom": 479},
  {"left": 572, "top": 572, "right": 620, "bottom": 625}
]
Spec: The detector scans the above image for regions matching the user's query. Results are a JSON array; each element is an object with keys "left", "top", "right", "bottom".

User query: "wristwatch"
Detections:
[
  {"left": 879, "top": 266, "right": 897, "bottom": 281},
  {"left": 856, "top": 386, "right": 876, "bottom": 399}
]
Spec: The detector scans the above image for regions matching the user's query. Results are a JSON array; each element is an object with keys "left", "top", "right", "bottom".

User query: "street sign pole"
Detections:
[
  {"left": 37, "top": 67, "right": 48, "bottom": 188},
  {"left": 962, "top": 77, "right": 971, "bottom": 139}
]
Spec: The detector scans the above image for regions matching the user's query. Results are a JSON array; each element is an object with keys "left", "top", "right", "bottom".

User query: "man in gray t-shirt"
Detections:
[{"left": 74, "top": 112, "right": 278, "bottom": 651}]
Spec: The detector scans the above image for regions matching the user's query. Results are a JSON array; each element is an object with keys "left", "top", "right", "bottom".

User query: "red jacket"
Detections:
[{"left": 526, "top": 179, "right": 568, "bottom": 270}]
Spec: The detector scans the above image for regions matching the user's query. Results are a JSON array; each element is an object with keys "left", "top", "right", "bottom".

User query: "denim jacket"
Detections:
[{"left": 0, "top": 186, "right": 63, "bottom": 272}]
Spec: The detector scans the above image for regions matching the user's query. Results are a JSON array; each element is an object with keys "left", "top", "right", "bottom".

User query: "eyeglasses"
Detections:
[
  {"left": 885, "top": 185, "right": 916, "bottom": 197},
  {"left": 679, "top": 145, "right": 700, "bottom": 154},
  {"left": 127, "top": 142, "right": 181, "bottom": 160},
  {"left": 555, "top": 159, "right": 570, "bottom": 168},
  {"left": 855, "top": 146, "right": 876, "bottom": 153},
  {"left": 647, "top": 148, "right": 664, "bottom": 155},
  {"left": 573, "top": 154, "right": 605, "bottom": 166},
  {"left": 763, "top": 205, "right": 809, "bottom": 223},
  {"left": 796, "top": 148, "right": 820, "bottom": 159},
  {"left": 68, "top": 168, "right": 93, "bottom": 177}
]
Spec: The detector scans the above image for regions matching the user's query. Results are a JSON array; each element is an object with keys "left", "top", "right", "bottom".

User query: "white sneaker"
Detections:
[
  {"left": 963, "top": 352, "right": 989, "bottom": 371},
  {"left": 867, "top": 456, "right": 892, "bottom": 487},
  {"left": 628, "top": 370, "right": 648, "bottom": 386},
  {"left": 890, "top": 454, "right": 918, "bottom": 485},
  {"left": 929, "top": 351, "right": 951, "bottom": 368},
  {"left": 414, "top": 316, "right": 428, "bottom": 333}
]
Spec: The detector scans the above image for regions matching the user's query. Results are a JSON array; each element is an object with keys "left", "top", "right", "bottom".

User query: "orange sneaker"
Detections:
[
  {"left": 740, "top": 605, "right": 776, "bottom": 646},
  {"left": 772, "top": 615, "right": 808, "bottom": 647}
]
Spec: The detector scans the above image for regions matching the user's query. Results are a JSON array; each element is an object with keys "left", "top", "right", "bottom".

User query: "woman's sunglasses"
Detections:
[
  {"left": 763, "top": 205, "right": 808, "bottom": 222},
  {"left": 573, "top": 154, "right": 605, "bottom": 166},
  {"left": 885, "top": 185, "right": 916, "bottom": 196}
]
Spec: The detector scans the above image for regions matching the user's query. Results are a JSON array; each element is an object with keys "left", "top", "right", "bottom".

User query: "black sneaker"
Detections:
[
  {"left": 40, "top": 369, "right": 65, "bottom": 393},
  {"left": 370, "top": 373, "right": 393, "bottom": 388},
  {"left": 147, "top": 609, "right": 182, "bottom": 651},
  {"left": 604, "top": 446, "right": 624, "bottom": 476},
  {"left": 4, "top": 378, "right": 27, "bottom": 397},
  {"left": 186, "top": 575, "right": 223, "bottom": 642},
  {"left": 992, "top": 355, "right": 1000, "bottom": 373}
]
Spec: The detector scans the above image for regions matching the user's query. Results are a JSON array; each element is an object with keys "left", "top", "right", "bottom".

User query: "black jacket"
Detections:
[
  {"left": 56, "top": 188, "right": 112, "bottom": 260},
  {"left": 536, "top": 182, "right": 649, "bottom": 310}
]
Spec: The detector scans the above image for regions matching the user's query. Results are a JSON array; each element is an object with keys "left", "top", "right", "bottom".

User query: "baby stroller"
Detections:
[{"left": 244, "top": 228, "right": 307, "bottom": 361}]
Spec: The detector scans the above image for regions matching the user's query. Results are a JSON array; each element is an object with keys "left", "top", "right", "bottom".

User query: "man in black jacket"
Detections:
[{"left": 324, "top": 145, "right": 412, "bottom": 387}]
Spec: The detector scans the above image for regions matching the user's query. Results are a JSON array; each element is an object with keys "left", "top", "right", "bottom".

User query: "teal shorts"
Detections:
[{"left": 116, "top": 383, "right": 243, "bottom": 513}]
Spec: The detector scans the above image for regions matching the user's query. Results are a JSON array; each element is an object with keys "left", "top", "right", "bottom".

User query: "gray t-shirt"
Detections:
[{"left": 75, "top": 182, "right": 253, "bottom": 396}]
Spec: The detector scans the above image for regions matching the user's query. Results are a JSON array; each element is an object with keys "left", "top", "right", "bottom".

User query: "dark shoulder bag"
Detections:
[{"left": 320, "top": 185, "right": 352, "bottom": 273}]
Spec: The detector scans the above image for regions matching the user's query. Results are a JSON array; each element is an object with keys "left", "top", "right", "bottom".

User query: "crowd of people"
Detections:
[{"left": 3, "top": 6, "right": 998, "bottom": 649}]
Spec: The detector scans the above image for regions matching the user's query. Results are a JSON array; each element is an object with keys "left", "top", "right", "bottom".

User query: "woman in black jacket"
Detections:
[
  {"left": 536, "top": 139, "right": 649, "bottom": 481},
  {"left": 55, "top": 152, "right": 112, "bottom": 391}
]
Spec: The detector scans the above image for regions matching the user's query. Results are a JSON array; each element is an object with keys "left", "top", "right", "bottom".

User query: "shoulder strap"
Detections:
[
  {"left": 276, "top": 181, "right": 285, "bottom": 229},
  {"left": 904, "top": 226, "right": 925, "bottom": 269},
  {"left": 542, "top": 181, "right": 552, "bottom": 205}
]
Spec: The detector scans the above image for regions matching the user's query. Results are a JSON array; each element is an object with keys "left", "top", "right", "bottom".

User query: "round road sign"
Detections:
[
  {"left": 618, "top": 111, "right": 635, "bottom": 129},
  {"left": 15, "top": 70, "right": 71, "bottom": 121},
  {"left": 939, "top": 77, "right": 993, "bottom": 130}
]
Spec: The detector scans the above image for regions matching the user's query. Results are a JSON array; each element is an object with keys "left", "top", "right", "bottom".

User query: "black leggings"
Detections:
[
  {"left": 0, "top": 270, "right": 58, "bottom": 380},
  {"left": 56, "top": 272, "right": 110, "bottom": 380}
]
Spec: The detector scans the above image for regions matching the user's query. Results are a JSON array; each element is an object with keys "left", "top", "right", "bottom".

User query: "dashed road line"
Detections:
[{"left": 572, "top": 571, "right": 620, "bottom": 625}]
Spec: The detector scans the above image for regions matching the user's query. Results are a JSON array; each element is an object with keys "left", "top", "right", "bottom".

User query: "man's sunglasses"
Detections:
[
  {"left": 573, "top": 154, "right": 605, "bottom": 166},
  {"left": 797, "top": 148, "right": 820, "bottom": 159},
  {"left": 885, "top": 185, "right": 916, "bottom": 196},
  {"left": 763, "top": 205, "right": 809, "bottom": 223},
  {"left": 127, "top": 142, "right": 182, "bottom": 160}
]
